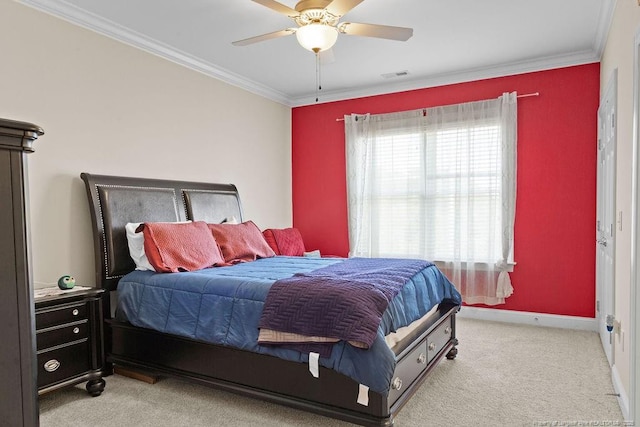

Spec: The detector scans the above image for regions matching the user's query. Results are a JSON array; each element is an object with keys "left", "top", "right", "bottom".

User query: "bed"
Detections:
[{"left": 81, "top": 172, "right": 461, "bottom": 426}]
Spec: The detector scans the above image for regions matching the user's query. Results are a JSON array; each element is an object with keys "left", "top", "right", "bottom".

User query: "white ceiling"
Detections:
[{"left": 20, "top": 0, "right": 614, "bottom": 107}]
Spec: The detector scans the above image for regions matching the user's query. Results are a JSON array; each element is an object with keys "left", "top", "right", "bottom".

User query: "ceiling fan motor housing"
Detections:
[
  {"left": 294, "top": 0, "right": 333, "bottom": 13},
  {"left": 294, "top": 1, "right": 340, "bottom": 27}
]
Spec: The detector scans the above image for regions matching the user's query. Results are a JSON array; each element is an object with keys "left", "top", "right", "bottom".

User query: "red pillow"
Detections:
[
  {"left": 141, "top": 221, "right": 225, "bottom": 273},
  {"left": 262, "top": 228, "right": 306, "bottom": 256},
  {"left": 208, "top": 221, "right": 275, "bottom": 264}
]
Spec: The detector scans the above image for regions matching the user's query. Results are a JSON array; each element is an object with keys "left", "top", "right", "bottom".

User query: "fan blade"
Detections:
[
  {"left": 325, "top": 0, "right": 364, "bottom": 17},
  {"left": 252, "top": 0, "right": 299, "bottom": 17},
  {"left": 232, "top": 28, "right": 296, "bottom": 46},
  {"left": 339, "top": 22, "right": 413, "bottom": 41}
]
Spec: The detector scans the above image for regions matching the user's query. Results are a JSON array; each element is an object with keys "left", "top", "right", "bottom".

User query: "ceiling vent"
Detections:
[{"left": 381, "top": 70, "right": 410, "bottom": 79}]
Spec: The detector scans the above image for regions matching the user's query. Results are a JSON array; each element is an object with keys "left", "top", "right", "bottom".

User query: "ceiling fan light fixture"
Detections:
[{"left": 296, "top": 23, "right": 338, "bottom": 53}]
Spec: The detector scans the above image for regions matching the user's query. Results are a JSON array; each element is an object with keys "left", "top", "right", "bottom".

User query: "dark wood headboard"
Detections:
[{"left": 81, "top": 173, "right": 243, "bottom": 291}]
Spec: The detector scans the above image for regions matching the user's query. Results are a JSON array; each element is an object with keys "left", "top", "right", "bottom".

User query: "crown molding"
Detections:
[
  {"left": 19, "top": 0, "right": 614, "bottom": 109},
  {"left": 292, "top": 50, "right": 600, "bottom": 107},
  {"left": 592, "top": 0, "right": 617, "bottom": 59}
]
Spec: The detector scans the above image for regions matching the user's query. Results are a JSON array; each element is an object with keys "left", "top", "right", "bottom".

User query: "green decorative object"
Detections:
[{"left": 57, "top": 275, "right": 76, "bottom": 290}]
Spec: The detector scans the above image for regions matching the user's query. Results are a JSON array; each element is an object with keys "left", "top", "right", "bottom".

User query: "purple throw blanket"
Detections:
[{"left": 258, "top": 257, "right": 432, "bottom": 355}]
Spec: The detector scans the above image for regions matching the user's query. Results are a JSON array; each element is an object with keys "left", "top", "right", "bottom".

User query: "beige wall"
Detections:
[
  {"left": 600, "top": 0, "right": 640, "bottom": 413},
  {"left": 1, "top": 1, "right": 292, "bottom": 288}
]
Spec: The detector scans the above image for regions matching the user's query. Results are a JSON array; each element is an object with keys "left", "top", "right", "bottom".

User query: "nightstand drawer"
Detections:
[
  {"left": 36, "top": 302, "right": 87, "bottom": 329},
  {"left": 37, "top": 341, "right": 90, "bottom": 389},
  {"left": 37, "top": 321, "right": 89, "bottom": 351}
]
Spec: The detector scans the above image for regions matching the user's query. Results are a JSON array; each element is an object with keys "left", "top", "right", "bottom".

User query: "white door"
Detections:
[{"left": 596, "top": 70, "right": 617, "bottom": 366}]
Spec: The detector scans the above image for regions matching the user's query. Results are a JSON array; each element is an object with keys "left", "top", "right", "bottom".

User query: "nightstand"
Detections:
[{"left": 35, "top": 287, "right": 106, "bottom": 396}]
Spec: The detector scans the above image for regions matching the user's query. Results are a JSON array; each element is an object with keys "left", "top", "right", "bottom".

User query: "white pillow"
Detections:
[
  {"left": 125, "top": 221, "right": 193, "bottom": 271},
  {"left": 221, "top": 216, "right": 240, "bottom": 224},
  {"left": 125, "top": 222, "right": 155, "bottom": 271}
]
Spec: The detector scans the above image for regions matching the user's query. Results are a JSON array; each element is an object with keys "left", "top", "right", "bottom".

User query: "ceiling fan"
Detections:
[{"left": 232, "top": 0, "right": 413, "bottom": 53}]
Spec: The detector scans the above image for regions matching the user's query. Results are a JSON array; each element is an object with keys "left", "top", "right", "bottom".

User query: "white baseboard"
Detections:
[
  {"left": 611, "top": 364, "right": 631, "bottom": 421},
  {"left": 457, "top": 306, "right": 598, "bottom": 331}
]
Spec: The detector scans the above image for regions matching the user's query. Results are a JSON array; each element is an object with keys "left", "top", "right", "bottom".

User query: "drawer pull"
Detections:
[
  {"left": 428, "top": 342, "right": 436, "bottom": 351},
  {"left": 417, "top": 352, "right": 426, "bottom": 364},
  {"left": 72, "top": 309, "right": 79, "bottom": 316},
  {"left": 73, "top": 327, "right": 80, "bottom": 334},
  {"left": 444, "top": 326, "right": 452, "bottom": 335},
  {"left": 44, "top": 359, "right": 60, "bottom": 372},
  {"left": 391, "top": 377, "right": 403, "bottom": 391}
]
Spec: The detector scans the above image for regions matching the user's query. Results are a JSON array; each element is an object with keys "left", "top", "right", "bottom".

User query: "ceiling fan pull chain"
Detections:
[{"left": 315, "top": 51, "right": 321, "bottom": 102}]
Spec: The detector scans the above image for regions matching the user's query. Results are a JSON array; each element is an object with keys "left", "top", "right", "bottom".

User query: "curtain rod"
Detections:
[
  {"left": 517, "top": 92, "right": 540, "bottom": 99},
  {"left": 335, "top": 92, "right": 540, "bottom": 121}
]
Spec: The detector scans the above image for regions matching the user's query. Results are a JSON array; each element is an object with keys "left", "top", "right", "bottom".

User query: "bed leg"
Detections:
[
  {"left": 446, "top": 338, "right": 459, "bottom": 360},
  {"left": 86, "top": 378, "right": 106, "bottom": 397}
]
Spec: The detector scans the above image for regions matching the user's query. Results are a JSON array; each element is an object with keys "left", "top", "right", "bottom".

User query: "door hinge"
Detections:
[
  {"left": 596, "top": 300, "right": 600, "bottom": 313},
  {"left": 618, "top": 211, "right": 622, "bottom": 232}
]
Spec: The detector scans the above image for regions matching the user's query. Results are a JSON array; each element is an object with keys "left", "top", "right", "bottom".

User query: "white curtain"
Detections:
[{"left": 345, "top": 92, "right": 517, "bottom": 305}]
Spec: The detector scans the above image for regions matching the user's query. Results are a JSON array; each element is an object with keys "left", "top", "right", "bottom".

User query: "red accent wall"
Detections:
[{"left": 292, "top": 64, "right": 599, "bottom": 317}]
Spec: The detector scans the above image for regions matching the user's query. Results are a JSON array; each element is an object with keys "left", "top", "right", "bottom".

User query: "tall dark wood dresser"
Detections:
[{"left": 0, "top": 118, "right": 44, "bottom": 427}]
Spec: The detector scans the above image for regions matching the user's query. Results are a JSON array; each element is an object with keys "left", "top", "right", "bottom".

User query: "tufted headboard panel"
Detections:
[{"left": 81, "top": 173, "right": 242, "bottom": 291}]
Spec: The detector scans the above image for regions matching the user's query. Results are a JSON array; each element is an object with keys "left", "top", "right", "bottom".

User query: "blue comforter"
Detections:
[{"left": 116, "top": 256, "right": 461, "bottom": 394}]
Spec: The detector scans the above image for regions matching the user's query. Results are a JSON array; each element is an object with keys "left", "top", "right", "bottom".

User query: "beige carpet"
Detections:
[{"left": 39, "top": 318, "right": 625, "bottom": 426}]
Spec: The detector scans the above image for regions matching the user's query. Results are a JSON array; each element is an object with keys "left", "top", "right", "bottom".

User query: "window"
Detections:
[
  {"left": 371, "top": 121, "right": 505, "bottom": 262},
  {"left": 345, "top": 93, "right": 517, "bottom": 304}
]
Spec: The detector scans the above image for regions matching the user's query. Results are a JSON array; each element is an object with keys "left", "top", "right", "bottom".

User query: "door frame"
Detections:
[{"left": 629, "top": 25, "right": 640, "bottom": 426}]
